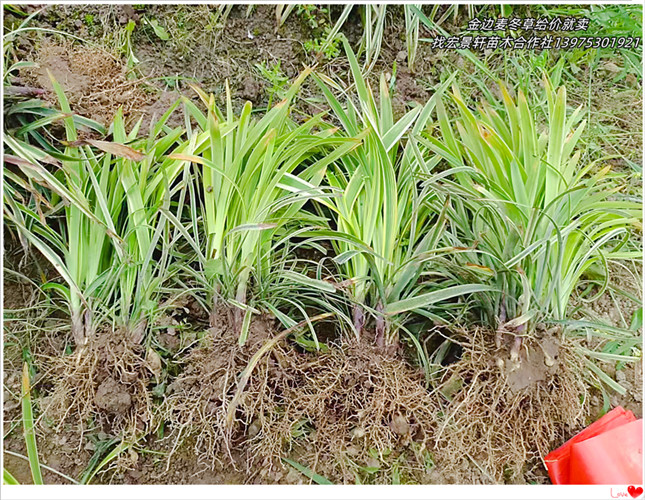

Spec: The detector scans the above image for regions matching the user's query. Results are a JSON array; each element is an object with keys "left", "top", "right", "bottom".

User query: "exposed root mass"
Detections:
[
  {"left": 161, "top": 320, "right": 588, "bottom": 484},
  {"left": 430, "top": 328, "right": 587, "bottom": 483},
  {"left": 42, "top": 328, "right": 153, "bottom": 445}
]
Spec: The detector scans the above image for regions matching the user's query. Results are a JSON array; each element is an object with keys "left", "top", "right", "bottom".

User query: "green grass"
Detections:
[
  {"left": 282, "top": 457, "right": 334, "bottom": 484},
  {"left": 165, "top": 71, "right": 359, "bottom": 336},
  {"left": 4, "top": 6, "right": 639, "bottom": 359},
  {"left": 416, "top": 3, "right": 642, "bottom": 177},
  {"left": 426, "top": 76, "right": 641, "bottom": 358},
  {"left": 309, "top": 38, "right": 495, "bottom": 345},
  {"left": 3, "top": 468, "right": 20, "bottom": 485}
]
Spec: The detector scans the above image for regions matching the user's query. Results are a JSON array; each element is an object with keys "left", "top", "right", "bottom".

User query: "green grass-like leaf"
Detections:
[
  {"left": 282, "top": 457, "right": 334, "bottom": 485},
  {"left": 3, "top": 468, "right": 20, "bottom": 485},
  {"left": 21, "top": 363, "right": 43, "bottom": 485}
]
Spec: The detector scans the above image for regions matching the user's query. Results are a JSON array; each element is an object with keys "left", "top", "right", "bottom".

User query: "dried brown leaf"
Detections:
[
  {"left": 146, "top": 348, "right": 162, "bottom": 378},
  {"left": 63, "top": 139, "right": 145, "bottom": 161}
]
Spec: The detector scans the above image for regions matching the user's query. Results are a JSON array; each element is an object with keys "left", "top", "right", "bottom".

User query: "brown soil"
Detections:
[
  {"left": 239, "top": 336, "right": 438, "bottom": 484},
  {"left": 19, "top": 40, "right": 154, "bottom": 128},
  {"left": 504, "top": 334, "right": 561, "bottom": 393},
  {"left": 131, "top": 5, "right": 308, "bottom": 97},
  {"left": 120, "top": 437, "right": 249, "bottom": 485},
  {"left": 138, "top": 90, "right": 184, "bottom": 133},
  {"left": 160, "top": 308, "right": 278, "bottom": 471},
  {"left": 1, "top": 257, "right": 639, "bottom": 485},
  {"left": 11, "top": 39, "right": 185, "bottom": 135}
]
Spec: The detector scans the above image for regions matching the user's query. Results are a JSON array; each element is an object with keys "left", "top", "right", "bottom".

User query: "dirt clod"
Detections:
[
  {"left": 239, "top": 76, "right": 263, "bottom": 103},
  {"left": 43, "top": 327, "right": 153, "bottom": 445},
  {"left": 95, "top": 377, "right": 133, "bottom": 414},
  {"left": 389, "top": 414, "right": 410, "bottom": 435},
  {"left": 21, "top": 41, "right": 155, "bottom": 128},
  {"left": 505, "top": 336, "right": 560, "bottom": 393}
]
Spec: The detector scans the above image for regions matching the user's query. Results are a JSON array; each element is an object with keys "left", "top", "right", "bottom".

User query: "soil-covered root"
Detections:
[
  {"left": 41, "top": 327, "right": 154, "bottom": 444},
  {"left": 19, "top": 40, "right": 155, "bottom": 127},
  {"left": 159, "top": 309, "right": 276, "bottom": 470},
  {"left": 161, "top": 321, "right": 589, "bottom": 484},
  {"left": 244, "top": 338, "right": 438, "bottom": 484},
  {"left": 162, "top": 319, "right": 439, "bottom": 484},
  {"left": 430, "top": 328, "right": 588, "bottom": 484}
]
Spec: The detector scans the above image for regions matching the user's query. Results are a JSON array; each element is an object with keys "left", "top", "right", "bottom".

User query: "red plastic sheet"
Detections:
[{"left": 544, "top": 406, "right": 643, "bottom": 485}]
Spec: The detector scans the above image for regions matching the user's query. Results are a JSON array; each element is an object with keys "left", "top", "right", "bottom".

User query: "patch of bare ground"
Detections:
[
  {"left": 130, "top": 5, "right": 308, "bottom": 105},
  {"left": 12, "top": 39, "right": 185, "bottom": 134},
  {"left": 19, "top": 40, "right": 154, "bottom": 126}
]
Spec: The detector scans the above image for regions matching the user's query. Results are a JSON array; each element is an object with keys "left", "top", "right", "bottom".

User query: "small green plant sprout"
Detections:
[
  {"left": 296, "top": 4, "right": 328, "bottom": 30},
  {"left": 303, "top": 26, "right": 342, "bottom": 62},
  {"left": 254, "top": 61, "right": 289, "bottom": 108},
  {"left": 144, "top": 17, "right": 170, "bottom": 41}
]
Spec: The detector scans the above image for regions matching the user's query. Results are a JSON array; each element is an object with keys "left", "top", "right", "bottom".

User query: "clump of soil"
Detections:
[
  {"left": 430, "top": 328, "right": 587, "bottom": 484},
  {"left": 19, "top": 40, "right": 156, "bottom": 128},
  {"left": 41, "top": 327, "right": 154, "bottom": 445},
  {"left": 391, "top": 68, "right": 430, "bottom": 117},
  {"left": 504, "top": 334, "right": 561, "bottom": 393},
  {"left": 137, "top": 90, "right": 184, "bottom": 134}
]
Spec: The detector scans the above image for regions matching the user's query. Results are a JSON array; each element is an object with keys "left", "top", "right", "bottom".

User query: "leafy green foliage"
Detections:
[
  {"left": 170, "top": 71, "right": 358, "bottom": 332},
  {"left": 254, "top": 61, "right": 289, "bottom": 108},
  {"left": 4, "top": 74, "right": 187, "bottom": 342},
  {"left": 144, "top": 17, "right": 170, "bottom": 41},
  {"left": 2, "top": 4, "right": 640, "bottom": 401},
  {"left": 428, "top": 77, "right": 641, "bottom": 329},
  {"left": 296, "top": 4, "right": 329, "bottom": 30},
  {"left": 311, "top": 39, "right": 494, "bottom": 343},
  {"left": 3, "top": 468, "right": 20, "bottom": 485},
  {"left": 303, "top": 26, "right": 342, "bottom": 61}
]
